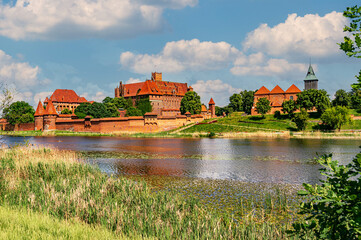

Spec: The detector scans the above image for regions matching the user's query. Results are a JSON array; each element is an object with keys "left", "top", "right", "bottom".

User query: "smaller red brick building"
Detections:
[
  {"left": 44, "top": 89, "right": 87, "bottom": 114},
  {"left": 251, "top": 84, "right": 301, "bottom": 115}
]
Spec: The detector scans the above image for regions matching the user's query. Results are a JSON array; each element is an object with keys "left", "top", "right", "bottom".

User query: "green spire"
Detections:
[{"left": 304, "top": 64, "right": 318, "bottom": 81}]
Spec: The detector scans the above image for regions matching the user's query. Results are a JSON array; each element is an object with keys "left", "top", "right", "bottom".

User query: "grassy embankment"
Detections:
[
  {"left": 178, "top": 111, "right": 361, "bottom": 138},
  {"left": 0, "top": 144, "right": 313, "bottom": 239}
]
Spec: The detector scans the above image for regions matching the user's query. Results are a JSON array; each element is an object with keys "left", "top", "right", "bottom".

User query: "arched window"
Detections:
[{"left": 290, "top": 96, "right": 294, "bottom": 100}]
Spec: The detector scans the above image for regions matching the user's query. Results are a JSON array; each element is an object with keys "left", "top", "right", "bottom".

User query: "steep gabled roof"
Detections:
[
  {"left": 138, "top": 80, "right": 162, "bottom": 95},
  {"left": 201, "top": 105, "right": 207, "bottom": 112},
  {"left": 208, "top": 98, "right": 215, "bottom": 105},
  {"left": 155, "top": 81, "right": 188, "bottom": 96},
  {"left": 123, "top": 82, "right": 145, "bottom": 97},
  {"left": 50, "top": 89, "right": 87, "bottom": 103},
  {"left": 45, "top": 100, "right": 58, "bottom": 115},
  {"left": 285, "top": 84, "right": 302, "bottom": 93},
  {"left": 270, "top": 85, "right": 284, "bottom": 94},
  {"left": 34, "top": 101, "right": 45, "bottom": 116},
  {"left": 255, "top": 86, "right": 270, "bottom": 95}
]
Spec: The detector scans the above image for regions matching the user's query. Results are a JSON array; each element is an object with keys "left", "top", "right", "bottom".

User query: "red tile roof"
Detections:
[
  {"left": 34, "top": 101, "right": 45, "bottom": 116},
  {"left": 122, "top": 79, "right": 188, "bottom": 97},
  {"left": 255, "top": 86, "right": 270, "bottom": 95},
  {"left": 285, "top": 84, "right": 301, "bottom": 93},
  {"left": 201, "top": 105, "right": 207, "bottom": 112},
  {"left": 45, "top": 100, "right": 58, "bottom": 115},
  {"left": 49, "top": 89, "right": 87, "bottom": 103},
  {"left": 208, "top": 98, "right": 215, "bottom": 105},
  {"left": 270, "top": 85, "right": 284, "bottom": 94}
]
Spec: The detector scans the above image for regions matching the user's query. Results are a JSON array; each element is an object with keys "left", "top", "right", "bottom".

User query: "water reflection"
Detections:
[{"left": 1, "top": 135, "right": 360, "bottom": 184}]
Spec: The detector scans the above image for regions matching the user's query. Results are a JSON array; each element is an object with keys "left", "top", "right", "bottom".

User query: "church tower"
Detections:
[{"left": 304, "top": 64, "right": 318, "bottom": 90}]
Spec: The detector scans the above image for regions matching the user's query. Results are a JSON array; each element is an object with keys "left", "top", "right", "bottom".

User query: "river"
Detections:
[{"left": 2, "top": 136, "right": 360, "bottom": 184}]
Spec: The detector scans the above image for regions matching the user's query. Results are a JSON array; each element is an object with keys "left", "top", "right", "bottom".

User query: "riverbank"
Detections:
[{"left": 0, "top": 144, "right": 311, "bottom": 239}]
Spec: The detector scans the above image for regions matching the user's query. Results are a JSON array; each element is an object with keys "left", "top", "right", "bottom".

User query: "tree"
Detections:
[
  {"left": 321, "top": 106, "right": 352, "bottom": 131},
  {"left": 102, "top": 97, "right": 113, "bottom": 105},
  {"left": 74, "top": 102, "right": 111, "bottom": 119},
  {"left": 61, "top": 108, "right": 72, "bottom": 114},
  {"left": 240, "top": 90, "right": 254, "bottom": 114},
  {"left": 255, "top": 97, "right": 271, "bottom": 117},
  {"left": 350, "top": 89, "right": 361, "bottom": 109},
  {"left": 282, "top": 99, "right": 298, "bottom": 117},
  {"left": 292, "top": 108, "right": 308, "bottom": 131},
  {"left": 125, "top": 107, "right": 142, "bottom": 117},
  {"left": 136, "top": 97, "right": 152, "bottom": 115},
  {"left": 229, "top": 93, "right": 242, "bottom": 112},
  {"left": 180, "top": 91, "right": 201, "bottom": 115},
  {"left": 339, "top": 5, "right": 361, "bottom": 90},
  {"left": 104, "top": 102, "right": 120, "bottom": 117},
  {"left": 290, "top": 151, "right": 361, "bottom": 239},
  {"left": 332, "top": 89, "right": 351, "bottom": 107},
  {"left": 0, "top": 86, "right": 13, "bottom": 117},
  {"left": 3, "top": 101, "right": 35, "bottom": 125},
  {"left": 296, "top": 89, "right": 330, "bottom": 114}
]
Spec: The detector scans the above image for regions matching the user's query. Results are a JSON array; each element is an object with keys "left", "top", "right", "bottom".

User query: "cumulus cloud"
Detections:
[
  {"left": 243, "top": 11, "right": 347, "bottom": 59},
  {"left": 120, "top": 39, "right": 240, "bottom": 74},
  {"left": 33, "top": 91, "right": 52, "bottom": 104},
  {"left": 231, "top": 53, "right": 307, "bottom": 78},
  {"left": 0, "top": 0, "right": 197, "bottom": 40},
  {"left": 0, "top": 50, "right": 40, "bottom": 87},
  {"left": 192, "top": 79, "right": 241, "bottom": 106}
]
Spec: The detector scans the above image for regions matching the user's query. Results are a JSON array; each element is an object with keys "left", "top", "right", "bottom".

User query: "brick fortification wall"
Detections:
[{"left": 1, "top": 114, "right": 205, "bottom": 133}]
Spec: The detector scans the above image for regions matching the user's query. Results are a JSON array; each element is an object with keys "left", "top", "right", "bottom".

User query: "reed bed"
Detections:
[{"left": 0, "top": 144, "right": 314, "bottom": 239}]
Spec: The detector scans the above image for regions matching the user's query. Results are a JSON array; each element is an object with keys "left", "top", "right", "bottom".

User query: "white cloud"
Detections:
[
  {"left": 243, "top": 11, "right": 347, "bottom": 59},
  {"left": 33, "top": 91, "right": 52, "bottom": 104},
  {"left": 192, "top": 79, "right": 241, "bottom": 106},
  {"left": 120, "top": 39, "right": 240, "bottom": 74},
  {"left": 0, "top": 50, "right": 40, "bottom": 87},
  {"left": 0, "top": 0, "right": 197, "bottom": 40},
  {"left": 231, "top": 53, "right": 307, "bottom": 78},
  {"left": 126, "top": 77, "right": 142, "bottom": 84}
]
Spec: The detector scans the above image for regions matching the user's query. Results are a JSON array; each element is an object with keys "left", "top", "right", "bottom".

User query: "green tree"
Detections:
[
  {"left": 350, "top": 89, "right": 361, "bottom": 109},
  {"left": 332, "top": 89, "right": 351, "bottom": 107},
  {"left": 104, "top": 102, "right": 120, "bottom": 117},
  {"left": 60, "top": 108, "right": 72, "bottom": 114},
  {"left": 296, "top": 89, "right": 330, "bottom": 114},
  {"left": 255, "top": 97, "right": 271, "bottom": 117},
  {"left": 281, "top": 99, "right": 298, "bottom": 117},
  {"left": 3, "top": 101, "right": 35, "bottom": 125},
  {"left": 240, "top": 90, "right": 255, "bottom": 114},
  {"left": 290, "top": 151, "right": 361, "bottom": 239},
  {"left": 136, "top": 97, "right": 152, "bottom": 115},
  {"left": 180, "top": 91, "right": 201, "bottom": 115},
  {"left": 320, "top": 106, "right": 352, "bottom": 131},
  {"left": 292, "top": 108, "right": 308, "bottom": 131},
  {"left": 74, "top": 102, "right": 111, "bottom": 119},
  {"left": 229, "top": 93, "right": 242, "bottom": 112},
  {"left": 125, "top": 107, "right": 142, "bottom": 117},
  {"left": 102, "top": 97, "right": 113, "bottom": 105},
  {"left": 339, "top": 5, "right": 361, "bottom": 90}
]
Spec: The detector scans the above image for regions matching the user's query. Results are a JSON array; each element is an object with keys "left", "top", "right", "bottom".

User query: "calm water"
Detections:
[{"left": 2, "top": 136, "right": 360, "bottom": 184}]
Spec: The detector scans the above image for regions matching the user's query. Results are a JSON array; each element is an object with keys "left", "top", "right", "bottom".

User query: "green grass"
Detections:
[
  {"left": 0, "top": 144, "right": 312, "bottom": 239},
  {"left": 0, "top": 206, "right": 127, "bottom": 240}
]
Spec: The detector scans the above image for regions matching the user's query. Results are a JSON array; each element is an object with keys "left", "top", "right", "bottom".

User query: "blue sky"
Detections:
[{"left": 0, "top": 0, "right": 359, "bottom": 107}]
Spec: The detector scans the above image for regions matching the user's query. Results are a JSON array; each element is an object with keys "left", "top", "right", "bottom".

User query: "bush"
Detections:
[
  {"left": 289, "top": 150, "right": 361, "bottom": 239},
  {"left": 292, "top": 109, "right": 308, "bottom": 131},
  {"left": 60, "top": 108, "right": 72, "bottom": 114},
  {"left": 320, "top": 106, "right": 351, "bottom": 131},
  {"left": 273, "top": 110, "right": 281, "bottom": 119}
]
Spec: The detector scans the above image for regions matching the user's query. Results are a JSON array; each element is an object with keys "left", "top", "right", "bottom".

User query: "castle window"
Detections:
[{"left": 290, "top": 96, "right": 294, "bottom": 100}]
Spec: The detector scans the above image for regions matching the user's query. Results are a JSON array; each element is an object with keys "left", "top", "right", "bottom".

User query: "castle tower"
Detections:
[
  {"left": 304, "top": 64, "right": 318, "bottom": 90},
  {"left": 34, "top": 101, "right": 45, "bottom": 131},
  {"left": 208, "top": 98, "right": 215, "bottom": 118},
  {"left": 151, "top": 72, "right": 162, "bottom": 81},
  {"left": 43, "top": 100, "right": 58, "bottom": 131}
]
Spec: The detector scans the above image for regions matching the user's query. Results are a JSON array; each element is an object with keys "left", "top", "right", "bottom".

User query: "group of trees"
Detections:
[
  {"left": 75, "top": 96, "right": 152, "bottom": 119},
  {"left": 216, "top": 90, "right": 255, "bottom": 116}
]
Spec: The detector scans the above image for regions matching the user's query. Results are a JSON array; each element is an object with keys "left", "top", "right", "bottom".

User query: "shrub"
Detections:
[
  {"left": 292, "top": 109, "right": 308, "bottom": 131},
  {"left": 289, "top": 150, "right": 361, "bottom": 239},
  {"left": 320, "top": 106, "right": 352, "bottom": 131},
  {"left": 256, "top": 97, "right": 271, "bottom": 118},
  {"left": 273, "top": 110, "right": 281, "bottom": 119},
  {"left": 60, "top": 108, "right": 72, "bottom": 114}
]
